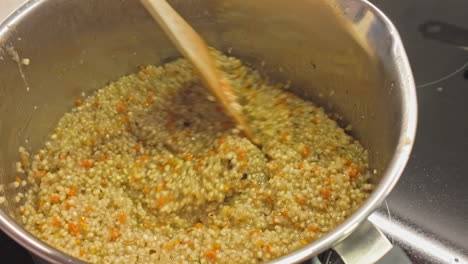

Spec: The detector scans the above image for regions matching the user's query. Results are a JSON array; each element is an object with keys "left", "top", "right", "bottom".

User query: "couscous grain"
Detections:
[{"left": 17, "top": 50, "right": 372, "bottom": 263}]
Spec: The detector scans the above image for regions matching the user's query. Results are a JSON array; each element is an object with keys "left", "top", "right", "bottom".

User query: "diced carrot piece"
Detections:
[
  {"left": 116, "top": 102, "right": 127, "bottom": 113},
  {"left": 81, "top": 160, "right": 94, "bottom": 168},
  {"left": 134, "top": 144, "right": 141, "bottom": 152},
  {"left": 185, "top": 153, "right": 194, "bottom": 161},
  {"left": 117, "top": 212, "right": 126, "bottom": 224},
  {"left": 321, "top": 189, "right": 331, "bottom": 199},
  {"left": 301, "top": 146, "right": 310, "bottom": 157},
  {"left": 50, "top": 195, "right": 60, "bottom": 203},
  {"left": 68, "top": 187, "right": 77, "bottom": 198},
  {"left": 110, "top": 229, "right": 120, "bottom": 240},
  {"left": 68, "top": 222, "right": 80, "bottom": 236},
  {"left": 218, "top": 137, "right": 227, "bottom": 144},
  {"left": 156, "top": 198, "right": 166, "bottom": 208},
  {"left": 205, "top": 250, "right": 217, "bottom": 260},
  {"left": 52, "top": 217, "right": 60, "bottom": 227},
  {"left": 249, "top": 229, "right": 261, "bottom": 236}
]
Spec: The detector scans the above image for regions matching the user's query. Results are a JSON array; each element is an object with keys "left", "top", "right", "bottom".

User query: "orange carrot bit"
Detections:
[
  {"left": 94, "top": 99, "right": 100, "bottom": 106},
  {"left": 15, "top": 177, "right": 21, "bottom": 183},
  {"left": 280, "top": 132, "right": 289, "bottom": 143},
  {"left": 301, "top": 146, "right": 310, "bottom": 157},
  {"left": 116, "top": 102, "right": 127, "bottom": 113},
  {"left": 237, "top": 150, "right": 247, "bottom": 161},
  {"left": 297, "top": 163, "right": 305, "bottom": 169},
  {"left": 184, "top": 153, "right": 194, "bottom": 161},
  {"left": 99, "top": 154, "right": 109, "bottom": 162},
  {"left": 85, "top": 206, "right": 93, "bottom": 212},
  {"left": 321, "top": 189, "right": 331, "bottom": 200},
  {"left": 249, "top": 229, "right": 262, "bottom": 236},
  {"left": 51, "top": 217, "right": 61, "bottom": 227},
  {"left": 117, "top": 212, "right": 126, "bottom": 224},
  {"left": 307, "top": 226, "right": 318, "bottom": 233},
  {"left": 156, "top": 223, "right": 166, "bottom": 227},
  {"left": 140, "top": 155, "right": 149, "bottom": 162},
  {"left": 252, "top": 183, "right": 260, "bottom": 190},
  {"left": 265, "top": 243, "right": 273, "bottom": 253},
  {"left": 195, "top": 162, "right": 203, "bottom": 171},
  {"left": 281, "top": 211, "right": 289, "bottom": 217},
  {"left": 301, "top": 239, "right": 308, "bottom": 245},
  {"left": 265, "top": 196, "right": 274, "bottom": 204},
  {"left": 141, "top": 68, "right": 150, "bottom": 75},
  {"left": 194, "top": 222, "right": 203, "bottom": 228},
  {"left": 205, "top": 250, "right": 217, "bottom": 260},
  {"left": 59, "top": 154, "right": 67, "bottom": 160},
  {"left": 79, "top": 250, "right": 85, "bottom": 257},
  {"left": 163, "top": 244, "right": 172, "bottom": 250},
  {"left": 294, "top": 196, "right": 306, "bottom": 206},
  {"left": 68, "top": 187, "right": 78, "bottom": 198},
  {"left": 110, "top": 229, "right": 120, "bottom": 241},
  {"left": 100, "top": 179, "right": 108, "bottom": 187},
  {"left": 218, "top": 137, "right": 227, "bottom": 145},
  {"left": 312, "top": 166, "right": 319, "bottom": 172},
  {"left": 65, "top": 203, "right": 74, "bottom": 210},
  {"left": 121, "top": 115, "right": 130, "bottom": 123},
  {"left": 156, "top": 198, "right": 166, "bottom": 208},
  {"left": 50, "top": 195, "right": 60, "bottom": 203},
  {"left": 212, "top": 243, "right": 220, "bottom": 250},
  {"left": 208, "top": 150, "right": 216, "bottom": 156},
  {"left": 134, "top": 144, "right": 141, "bottom": 152},
  {"left": 68, "top": 222, "right": 80, "bottom": 236},
  {"left": 345, "top": 160, "right": 353, "bottom": 166},
  {"left": 349, "top": 168, "right": 359, "bottom": 179},
  {"left": 75, "top": 99, "right": 83, "bottom": 106},
  {"left": 81, "top": 160, "right": 94, "bottom": 168}
]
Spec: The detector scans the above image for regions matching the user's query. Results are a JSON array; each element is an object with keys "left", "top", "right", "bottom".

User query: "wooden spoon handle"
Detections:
[{"left": 141, "top": 0, "right": 257, "bottom": 144}]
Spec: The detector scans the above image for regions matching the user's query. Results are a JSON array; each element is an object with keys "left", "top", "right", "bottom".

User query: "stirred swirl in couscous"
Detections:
[{"left": 16, "top": 50, "right": 372, "bottom": 263}]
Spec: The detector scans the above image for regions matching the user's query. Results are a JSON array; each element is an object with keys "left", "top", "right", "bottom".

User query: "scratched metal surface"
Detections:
[{"left": 0, "top": 0, "right": 467, "bottom": 264}]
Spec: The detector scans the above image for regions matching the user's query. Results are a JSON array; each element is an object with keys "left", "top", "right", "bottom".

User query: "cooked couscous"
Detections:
[{"left": 15, "top": 50, "right": 372, "bottom": 263}]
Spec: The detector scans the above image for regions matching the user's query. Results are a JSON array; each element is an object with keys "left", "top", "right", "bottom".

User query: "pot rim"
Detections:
[{"left": 0, "top": 0, "right": 417, "bottom": 263}]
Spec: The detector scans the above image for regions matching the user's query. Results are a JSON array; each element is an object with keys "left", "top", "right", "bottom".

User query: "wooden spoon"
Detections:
[{"left": 141, "top": 0, "right": 258, "bottom": 145}]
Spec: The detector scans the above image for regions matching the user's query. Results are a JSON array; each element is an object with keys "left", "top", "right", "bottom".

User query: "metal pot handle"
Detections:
[
  {"left": 311, "top": 219, "right": 412, "bottom": 264},
  {"left": 332, "top": 219, "right": 392, "bottom": 263}
]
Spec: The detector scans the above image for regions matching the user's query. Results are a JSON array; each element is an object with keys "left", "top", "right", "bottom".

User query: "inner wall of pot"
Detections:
[{"left": 0, "top": 0, "right": 401, "bottom": 219}]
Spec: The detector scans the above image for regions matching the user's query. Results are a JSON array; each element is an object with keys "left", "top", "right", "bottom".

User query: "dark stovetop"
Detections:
[{"left": 1, "top": 0, "right": 467, "bottom": 263}]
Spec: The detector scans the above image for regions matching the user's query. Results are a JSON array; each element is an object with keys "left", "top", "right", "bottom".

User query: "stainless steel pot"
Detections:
[{"left": 0, "top": 0, "right": 417, "bottom": 263}]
